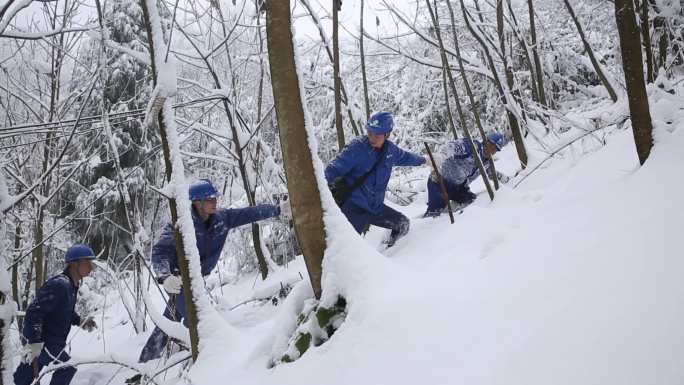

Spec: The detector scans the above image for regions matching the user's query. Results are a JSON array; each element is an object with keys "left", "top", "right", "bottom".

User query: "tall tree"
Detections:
[
  {"left": 527, "top": 0, "right": 547, "bottom": 106},
  {"left": 360, "top": 0, "right": 371, "bottom": 120},
  {"left": 496, "top": 0, "right": 528, "bottom": 167},
  {"left": 615, "top": 0, "right": 654, "bottom": 164},
  {"left": 266, "top": 0, "right": 326, "bottom": 299},
  {"left": 333, "top": 0, "right": 344, "bottom": 150},
  {"left": 140, "top": 0, "right": 202, "bottom": 360},
  {"left": 563, "top": 0, "right": 618, "bottom": 102},
  {"left": 638, "top": 0, "right": 655, "bottom": 83}
]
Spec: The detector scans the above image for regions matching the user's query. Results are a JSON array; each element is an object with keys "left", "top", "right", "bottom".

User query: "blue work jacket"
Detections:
[
  {"left": 324, "top": 137, "right": 425, "bottom": 214},
  {"left": 151, "top": 205, "right": 279, "bottom": 279},
  {"left": 439, "top": 139, "right": 490, "bottom": 186},
  {"left": 22, "top": 270, "right": 81, "bottom": 347}
]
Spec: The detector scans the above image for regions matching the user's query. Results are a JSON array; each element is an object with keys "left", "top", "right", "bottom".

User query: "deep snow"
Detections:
[{"left": 33, "top": 95, "right": 684, "bottom": 385}]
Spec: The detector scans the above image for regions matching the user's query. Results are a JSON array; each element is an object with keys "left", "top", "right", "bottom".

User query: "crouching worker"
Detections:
[
  {"left": 424, "top": 132, "right": 505, "bottom": 217},
  {"left": 14, "top": 244, "right": 98, "bottom": 385},
  {"left": 325, "top": 111, "right": 428, "bottom": 247},
  {"left": 136, "top": 179, "right": 291, "bottom": 363}
]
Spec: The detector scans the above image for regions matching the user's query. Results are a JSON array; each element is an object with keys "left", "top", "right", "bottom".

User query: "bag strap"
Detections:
[{"left": 348, "top": 145, "right": 387, "bottom": 193}]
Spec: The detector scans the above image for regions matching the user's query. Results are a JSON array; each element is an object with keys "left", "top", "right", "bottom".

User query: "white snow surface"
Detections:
[{"left": 63, "top": 103, "right": 683, "bottom": 384}]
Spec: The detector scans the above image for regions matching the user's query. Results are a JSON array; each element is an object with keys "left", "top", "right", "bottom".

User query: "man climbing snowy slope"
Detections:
[
  {"left": 135, "top": 179, "right": 291, "bottom": 364},
  {"left": 424, "top": 132, "right": 506, "bottom": 217},
  {"left": 325, "top": 111, "right": 428, "bottom": 247},
  {"left": 14, "top": 244, "right": 97, "bottom": 385}
]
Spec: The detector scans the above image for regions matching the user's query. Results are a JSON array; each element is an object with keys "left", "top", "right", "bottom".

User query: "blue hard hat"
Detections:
[
  {"left": 486, "top": 131, "right": 505, "bottom": 150},
  {"left": 65, "top": 244, "right": 96, "bottom": 263},
  {"left": 189, "top": 179, "right": 219, "bottom": 201},
  {"left": 365, "top": 111, "right": 394, "bottom": 135}
]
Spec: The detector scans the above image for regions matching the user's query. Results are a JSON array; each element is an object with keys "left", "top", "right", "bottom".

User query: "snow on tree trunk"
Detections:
[
  {"left": 266, "top": 0, "right": 326, "bottom": 299},
  {"left": 140, "top": 0, "right": 217, "bottom": 361},
  {"left": 615, "top": 0, "right": 654, "bottom": 165}
]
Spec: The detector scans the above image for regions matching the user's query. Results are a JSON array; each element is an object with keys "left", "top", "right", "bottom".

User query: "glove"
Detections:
[
  {"left": 22, "top": 342, "right": 43, "bottom": 363},
  {"left": 162, "top": 275, "right": 182, "bottom": 294},
  {"left": 279, "top": 198, "right": 292, "bottom": 220},
  {"left": 81, "top": 317, "right": 97, "bottom": 332},
  {"left": 425, "top": 153, "right": 444, "bottom": 169}
]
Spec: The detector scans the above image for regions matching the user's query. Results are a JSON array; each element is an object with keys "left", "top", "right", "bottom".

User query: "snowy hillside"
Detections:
[{"left": 57, "top": 93, "right": 684, "bottom": 385}]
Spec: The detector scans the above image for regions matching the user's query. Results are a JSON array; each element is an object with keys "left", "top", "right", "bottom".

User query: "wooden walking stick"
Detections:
[{"left": 424, "top": 142, "right": 454, "bottom": 224}]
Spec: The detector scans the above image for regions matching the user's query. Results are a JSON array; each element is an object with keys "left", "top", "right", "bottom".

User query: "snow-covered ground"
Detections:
[{"left": 56, "top": 96, "right": 684, "bottom": 385}]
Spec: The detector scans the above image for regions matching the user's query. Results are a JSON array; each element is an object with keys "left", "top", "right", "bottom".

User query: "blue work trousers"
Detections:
[
  {"left": 14, "top": 344, "right": 76, "bottom": 385},
  {"left": 426, "top": 177, "right": 476, "bottom": 215},
  {"left": 341, "top": 201, "right": 410, "bottom": 246},
  {"left": 138, "top": 292, "right": 186, "bottom": 363}
]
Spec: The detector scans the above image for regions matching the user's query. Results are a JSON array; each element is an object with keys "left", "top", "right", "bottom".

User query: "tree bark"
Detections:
[
  {"left": 299, "top": 0, "right": 360, "bottom": 137},
  {"left": 360, "top": 0, "right": 371, "bottom": 121},
  {"left": 11, "top": 224, "right": 20, "bottom": 306},
  {"left": 333, "top": 0, "right": 344, "bottom": 150},
  {"left": 527, "top": 0, "right": 547, "bottom": 106},
  {"left": 638, "top": 0, "right": 655, "bottom": 83},
  {"left": 615, "top": 0, "right": 654, "bottom": 165},
  {"left": 563, "top": 0, "right": 618, "bottom": 102},
  {"left": 266, "top": 0, "right": 327, "bottom": 299},
  {"left": 496, "top": 0, "right": 528, "bottom": 168},
  {"left": 140, "top": 0, "right": 201, "bottom": 360},
  {"left": 440, "top": 66, "right": 458, "bottom": 140}
]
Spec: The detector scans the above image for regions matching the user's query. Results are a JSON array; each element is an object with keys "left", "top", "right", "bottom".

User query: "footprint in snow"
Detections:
[{"left": 480, "top": 233, "right": 506, "bottom": 259}]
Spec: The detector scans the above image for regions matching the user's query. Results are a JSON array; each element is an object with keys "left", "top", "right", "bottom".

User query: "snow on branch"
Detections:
[{"left": 0, "top": 25, "right": 94, "bottom": 40}]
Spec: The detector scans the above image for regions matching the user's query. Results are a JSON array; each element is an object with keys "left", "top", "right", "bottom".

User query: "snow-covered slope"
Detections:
[{"left": 64, "top": 99, "right": 684, "bottom": 385}]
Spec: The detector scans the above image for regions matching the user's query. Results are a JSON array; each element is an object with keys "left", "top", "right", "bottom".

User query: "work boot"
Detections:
[{"left": 125, "top": 374, "right": 142, "bottom": 385}]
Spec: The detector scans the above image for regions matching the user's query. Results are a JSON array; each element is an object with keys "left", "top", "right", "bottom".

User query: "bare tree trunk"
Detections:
[
  {"left": 299, "top": 0, "right": 360, "bottom": 137},
  {"left": 615, "top": 0, "right": 654, "bottom": 165},
  {"left": 651, "top": 0, "right": 668, "bottom": 73},
  {"left": 459, "top": 0, "right": 527, "bottom": 168},
  {"left": 505, "top": 0, "right": 540, "bottom": 105},
  {"left": 441, "top": 66, "right": 458, "bottom": 140},
  {"left": 427, "top": 0, "right": 495, "bottom": 201},
  {"left": 140, "top": 0, "right": 201, "bottom": 360},
  {"left": 497, "top": 1, "right": 528, "bottom": 166},
  {"left": 266, "top": 0, "right": 326, "bottom": 299},
  {"left": 638, "top": 0, "right": 655, "bottom": 83},
  {"left": 360, "top": 0, "right": 371, "bottom": 120},
  {"left": 32, "top": 206, "right": 45, "bottom": 288},
  {"left": 333, "top": 0, "right": 344, "bottom": 150},
  {"left": 446, "top": 0, "right": 499, "bottom": 190},
  {"left": 11, "top": 224, "right": 20, "bottom": 306},
  {"left": 527, "top": 0, "right": 547, "bottom": 106},
  {"left": 563, "top": 0, "right": 618, "bottom": 102}
]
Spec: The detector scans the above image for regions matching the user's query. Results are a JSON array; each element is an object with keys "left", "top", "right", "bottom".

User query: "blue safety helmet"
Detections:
[
  {"left": 64, "top": 244, "right": 96, "bottom": 263},
  {"left": 189, "top": 179, "right": 219, "bottom": 201},
  {"left": 365, "top": 111, "right": 394, "bottom": 135},
  {"left": 486, "top": 131, "right": 505, "bottom": 151}
]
